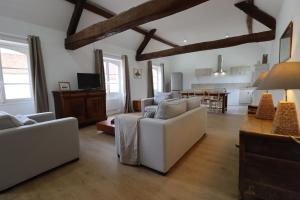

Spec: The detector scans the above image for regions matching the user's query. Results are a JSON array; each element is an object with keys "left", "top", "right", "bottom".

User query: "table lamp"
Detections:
[
  {"left": 258, "top": 62, "right": 300, "bottom": 136},
  {"left": 253, "top": 71, "right": 276, "bottom": 120}
]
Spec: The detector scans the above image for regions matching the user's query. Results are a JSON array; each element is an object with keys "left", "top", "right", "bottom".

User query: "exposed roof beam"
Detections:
[
  {"left": 235, "top": 1, "right": 276, "bottom": 30},
  {"left": 65, "top": 0, "right": 179, "bottom": 48},
  {"left": 67, "top": 0, "right": 87, "bottom": 36},
  {"left": 136, "top": 29, "right": 157, "bottom": 56},
  {"left": 246, "top": 0, "right": 254, "bottom": 34},
  {"left": 65, "top": 0, "right": 209, "bottom": 50},
  {"left": 136, "top": 30, "right": 275, "bottom": 61}
]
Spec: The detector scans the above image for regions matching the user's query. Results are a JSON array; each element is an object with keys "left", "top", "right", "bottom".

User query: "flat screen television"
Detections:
[{"left": 77, "top": 73, "right": 100, "bottom": 90}]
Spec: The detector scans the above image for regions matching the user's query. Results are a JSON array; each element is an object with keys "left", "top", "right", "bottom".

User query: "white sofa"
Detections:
[
  {"left": 0, "top": 112, "right": 79, "bottom": 191},
  {"left": 139, "top": 106, "right": 207, "bottom": 173},
  {"left": 116, "top": 97, "right": 207, "bottom": 173}
]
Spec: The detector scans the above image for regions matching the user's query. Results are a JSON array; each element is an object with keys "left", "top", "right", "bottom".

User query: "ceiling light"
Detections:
[
  {"left": 183, "top": 40, "right": 187, "bottom": 43},
  {"left": 225, "top": 35, "right": 229, "bottom": 38}
]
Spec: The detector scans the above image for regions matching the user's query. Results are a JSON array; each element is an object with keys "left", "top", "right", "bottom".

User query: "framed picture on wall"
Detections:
[
  {"left": 279, "top": 21, "right": 293, "bottom": 63},
  {"left": 133, "top": 68, "right": 143, "bottom": 79},
  {"left": 58, "top": 82, "right": 71, "bottom": 91}
]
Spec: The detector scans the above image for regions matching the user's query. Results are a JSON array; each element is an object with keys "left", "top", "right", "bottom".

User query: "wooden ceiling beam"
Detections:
[
  {"left": 136, "top": 29, "right": 157, "bottom": 56},
  {"left": 67, "top": 0, "right": 87, "bottom": 36},
  {"left": 235, "top": 1, "right": 276, "bottom": 30},
  {"left": 65, "top": 0, "right": 178, "bottom": 48},
  {"left": 136, "top": 30, "right": 275, "bottom": 61},
  {"left": 246, "top": 0, "right": 254, "bottom": 34},
  {"left": 65, "top": 0, "right": 209, "bottom": 50}
]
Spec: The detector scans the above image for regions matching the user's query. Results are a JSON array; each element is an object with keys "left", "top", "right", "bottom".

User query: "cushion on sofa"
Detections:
[
  {"left": 144, "top": 105, "right": 158, "bottom": 118},
  {"left": 154, "top": 92, "right": 172, "bottom": 105},
  {"left": 15, "top": 115, "right": 38, "bottom": 125},
  {"left": 155, "top": 99, "right": 187, "bottom": 120},
  {"left": 143, "top": 111, "right": 156, "bottom": 118},
  {"left": 187, "top": 96, "right": 201, "bottom": 111},
  {"left": 0, "top": 111, "right": 23, "bottom": 130},
  {"left": 144, "top": 105, "right": 158, "bottom": 112}
]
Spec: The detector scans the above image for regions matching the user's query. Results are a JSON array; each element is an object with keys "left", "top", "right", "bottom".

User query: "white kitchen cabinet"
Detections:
[{"left": 239, "top": 88, "right": 254, "bottom": 104}]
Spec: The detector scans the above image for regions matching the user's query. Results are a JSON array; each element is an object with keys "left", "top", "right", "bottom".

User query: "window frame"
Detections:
[
  {"left": 0, "top": 40, "right": 33, "bottom": 104},
  {"left": 103, "top": 56, "right": 123, "bottom": 97}
]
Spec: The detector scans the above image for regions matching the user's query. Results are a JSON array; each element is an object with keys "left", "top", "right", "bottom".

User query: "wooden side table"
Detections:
[
  {"left": 239, "top": 115, "right": 300, "bottom": 200},
  {"left": 132, "top": 100, "right": 141, "bottom": 112}
]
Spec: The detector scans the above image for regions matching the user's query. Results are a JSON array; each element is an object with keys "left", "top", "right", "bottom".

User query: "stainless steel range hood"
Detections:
[{"left": 214, "top": 55, "right": 226, "bottom": 76}]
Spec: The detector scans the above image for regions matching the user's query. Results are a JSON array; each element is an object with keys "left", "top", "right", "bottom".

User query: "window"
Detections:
[
  {"left": 0, "top": 40, "right": 32, "bottom": 102},
  {"left": 152, "top": 65, "right": 163, "bottom": 94},
  {"left": 103, "top": 57, "right": 122, "bottom": 96}
]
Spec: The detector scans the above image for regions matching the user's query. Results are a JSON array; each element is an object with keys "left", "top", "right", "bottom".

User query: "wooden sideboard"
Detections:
[
  {"left": 239, "top": 115, "right": 300, "bottom": 200},
  {"left": 53, "top": 89, "right": 107, "bottom": 127}
]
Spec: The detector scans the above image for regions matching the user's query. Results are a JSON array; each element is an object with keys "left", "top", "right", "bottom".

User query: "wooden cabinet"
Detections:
[
  {"left": 132, "top": 100, "right": 141, "bottom": 112},
  {"left": 53, "top": 89, "right": 107, "bottom": 126},
  {"left": 239, "top": 115, "right": 300, "bottom": 200}
]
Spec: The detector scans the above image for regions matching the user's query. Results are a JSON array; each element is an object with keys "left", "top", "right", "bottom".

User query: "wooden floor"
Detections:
[{"left": 0, "top": 113, "right": 243, "bottom": 200}]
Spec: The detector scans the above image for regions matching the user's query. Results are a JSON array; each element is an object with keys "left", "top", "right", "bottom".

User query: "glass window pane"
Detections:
[
  {"left": 108, "top": 62, "right": 119, "bottom": 74},
  {"left": 0, "top": 48, "right": 28, "bottom": 69},
  {"left": 108, "top": 75, "right": 119, "bottom": 84},
  {"left": 3, "top": 68, "right": 28, "bottom": 74},
  {"left": 109, "top": 84, "right": 119, "bottom": 93},
  {"left": 4, "top": 84, "right": 31, "bottom": 99},
  {"left": 3, "top": 74, "right": 30, "bottom": 84}
]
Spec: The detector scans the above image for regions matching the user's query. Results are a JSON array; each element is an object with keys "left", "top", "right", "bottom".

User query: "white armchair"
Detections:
[
  {"left": 141, "top": 97, "right": 155, "bottom": 115},
  {"left": 0, "top": 112, "right": 79, "bottom": 191}
]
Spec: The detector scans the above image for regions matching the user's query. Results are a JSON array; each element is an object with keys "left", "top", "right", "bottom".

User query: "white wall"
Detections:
[
  {"left": 0, "top": 15, "right": 170, "bottom": 115},
  {"left": 269, "top": 0, "right": 300, "bottom": 123},
  {"left": 169, "top": 43, "right": 268, "bottom": 88},
  {"left": 168, "top": 43, "right": 270, "bottom": 105}
]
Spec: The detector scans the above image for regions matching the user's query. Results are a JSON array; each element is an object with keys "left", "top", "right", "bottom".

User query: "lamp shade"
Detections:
[
  {"left": 258, "top": 62, "right": 300, "bottom": 90},
  {"left": 252, "top": 71, "right": 269, "bottom": 88}
]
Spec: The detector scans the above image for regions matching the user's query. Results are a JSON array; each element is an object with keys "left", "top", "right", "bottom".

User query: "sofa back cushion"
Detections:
[
  {"left": 155, "top": 99, "right": 187, "bottom": 120},
  {"left": 0, "top": 111, "right": 23, "bottom": 130},
  {"left": 154, "top": 92, "right": 172, "bottom": 105},
  {"left": 187, "top": 97, "right": 201, "bottom": 111}
]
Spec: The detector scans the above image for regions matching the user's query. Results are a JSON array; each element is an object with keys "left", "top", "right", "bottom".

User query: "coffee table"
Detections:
[{"left": 96, "top": 117, "right": 115, "bottom": 136}]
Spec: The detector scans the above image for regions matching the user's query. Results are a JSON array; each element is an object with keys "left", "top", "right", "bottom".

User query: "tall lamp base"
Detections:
[
  {"left": 272, "top": 101, "right": 300, "bottom": 136},
  {"left": 256, "top": 93, "right": 275, "bottom": 120}
]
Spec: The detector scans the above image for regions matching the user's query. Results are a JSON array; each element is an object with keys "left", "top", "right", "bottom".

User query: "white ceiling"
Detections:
[{"left": 0, "top": 0, "right": 283, "bottom": 51}]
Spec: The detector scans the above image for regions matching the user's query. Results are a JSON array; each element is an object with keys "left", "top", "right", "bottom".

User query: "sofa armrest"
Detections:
[
  {"left": 141, "top": 98, "right": 154, "bottom": 115},
  {"left": 139, "top": 107, "right": 207, "bottom": 173},
  {"left": 26, "top": 112, "right": 55, "bottom": 122}
]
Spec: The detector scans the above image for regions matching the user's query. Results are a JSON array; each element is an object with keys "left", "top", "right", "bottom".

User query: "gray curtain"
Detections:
[
  {"left": 147, "top": 60, "right": 154, "bottom": 98},
  {"left": 28, "top": 36, "right": 49, "bottom": 113},
  {"left": 122, "top": 55, "right": 133, "bottom": 113},
  {"left": 160, "top": 63, "right": 165, "bottom": 92},
  {"left": 95, "top": 49, "right": 106, "bottom": 90}
]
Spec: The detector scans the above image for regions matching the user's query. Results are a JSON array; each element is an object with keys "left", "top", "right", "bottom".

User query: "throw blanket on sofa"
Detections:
[{"left": 115, "top": 114, "right": 143, "bottom": 165}]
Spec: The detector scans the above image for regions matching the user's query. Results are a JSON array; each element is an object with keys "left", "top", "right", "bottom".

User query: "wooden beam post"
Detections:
[
  {"left": 65, "top": 0, "right": 178, "bottom": 48},
  {"left": 65, "top": 0, "right": 209, "bottom": 50},
  {"left": 246, "top": 0, "right": 254, "bottom": 34},
  {"left": 136, "top": 30, "right": 275, "bottom": 61},
  {"left": 235, "top": 1, "right": 276, "bottom": 30},
  {"left": 67, "top": 0, "right": 87, "bottom": 36},
  {"left": 136, "top": 29, "right": 157, "bottom": 57}
]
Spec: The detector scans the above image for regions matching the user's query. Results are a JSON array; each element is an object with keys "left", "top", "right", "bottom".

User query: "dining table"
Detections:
[{"left": 181, "top": 91, "right": 229, "bottom": 113}]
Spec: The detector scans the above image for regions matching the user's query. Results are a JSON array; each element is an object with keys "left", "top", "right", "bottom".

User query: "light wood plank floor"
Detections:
[{"left": 0, "top": 113, "right": 243, "bottom": 200}]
